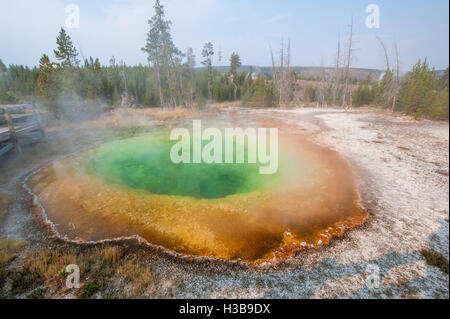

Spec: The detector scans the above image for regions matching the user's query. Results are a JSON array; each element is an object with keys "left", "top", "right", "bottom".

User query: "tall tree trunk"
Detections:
[
  {"left": 270, "top": 47, "right": 278, "bottom": 105},
  {"left": 208, "top": 79, "right": 212, "bottom": 101},
  {"left": 166, "top": 65, "right": 176, "bottom": 107},
  {"left": 279, "top": 38, "right": 284, "bottom": 107},
  {"left": 154, "top": 62, "right": 165, "bottom": 107},
  {"left": 392, "top": 42, "right": 400, "bottom": 112},
  {"left": 332, "top": 35, "right": 341, "bottom": 105},
  {"left": 179, "top": 74, "right": 186, "bottom": 107},
  {"left": 377, "top": 36, "right": 395, "bottom": 110},
  {"left": 286, "top": 39, "right": 292, "bottom": 107},
  {"left": 343, "top": 20, "right": 353, "bottom": 110}
]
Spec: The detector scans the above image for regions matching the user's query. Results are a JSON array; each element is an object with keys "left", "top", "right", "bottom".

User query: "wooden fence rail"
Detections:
[{"left": 0, "top": 104, "right": 46, "bottom": 157}]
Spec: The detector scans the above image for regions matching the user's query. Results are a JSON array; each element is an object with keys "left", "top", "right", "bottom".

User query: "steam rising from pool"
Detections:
[{"left": 27, "top": 133, "right": 368, "bottom": 264}]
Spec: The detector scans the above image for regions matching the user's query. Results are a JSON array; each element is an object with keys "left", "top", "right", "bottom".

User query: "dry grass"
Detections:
[
  {"left": 108, "top": 107, "right": 207, "bottom": 123},
  {"left": 209, "top": 101, "right": 242, "bottom": 108},
  {"left": 2, "top": 245, "right": 156, "bottom": 298},
  {"left": 0, "top": 239, "right": 27, "bottom": 267},
  {"left": 0, "top": 192, "right": 13, "bottom": 226},
  {"left": 134, "top": 107, "right": 201, "bottom": 120},
  {"left": 76, "top": 106, "right": 221, "bottom": 132},
  {"left": 0, "top": 194, "right": 25, "bottom": 269}
]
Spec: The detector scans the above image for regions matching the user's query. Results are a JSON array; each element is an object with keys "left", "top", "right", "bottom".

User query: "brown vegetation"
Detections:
[
  {"left": 1, "top": 245, "right": 156, "bottom": 298},
  {"left": 421, "top": 249, "right": 449, "bottom": 274}
]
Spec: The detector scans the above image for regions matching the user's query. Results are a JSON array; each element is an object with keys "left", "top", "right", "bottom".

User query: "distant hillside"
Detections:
[
  {"left": 196, "top": 65, "right": 384, "bottom": 81},
  {"left": 291, "top": 66, "right": 383, "bottom": 81},
  {"left": 400, "top": 69, "right": 447, "bottom": 80},
  {"left": 433, "top": 69, "right": 447, "bottom": 78}
]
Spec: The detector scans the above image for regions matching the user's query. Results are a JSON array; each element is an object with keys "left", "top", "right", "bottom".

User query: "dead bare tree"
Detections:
[
  {"left": 342, "top": 20, "right": 354, "bottom": 109},
  {"left": 279, "top": 38, "right": 284, "bottom": 106},
  {"left": 377, "top": 37, "right": 390, "bottom": 71},
  {"left": 332, "top": 35, "right": 341, "bottom": 106},
  {"left": 378, "top": 36, "right": 392, "bottom": 108},
  {"left": 376, "top": 37, "right": 399, "bottom": 111},
  {"left": 285, "top": 39, "right": 295, "bottom": 106},
  {"left": 121, "top": 61, "right": 131, "bottom": 107},
  {"left": 270, "top": 38, "right": 295, "bottom": 108},
  {"left": 270, "top": 46, "right": 278, "bottom": 105},
  {"left": 270, "top": 46, "right": 277, "bottom": 91},
  {"left": 317, "top": 57, "right": 328, "bottom": 107},
  {"left": 392, "top": 42, "right": 400, "bottom": 112}
]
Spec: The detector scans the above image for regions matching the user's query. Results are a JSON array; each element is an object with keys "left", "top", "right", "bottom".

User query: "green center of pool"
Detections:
[{"left": 87, "top": 135, "right": 281, "bottom": 199}]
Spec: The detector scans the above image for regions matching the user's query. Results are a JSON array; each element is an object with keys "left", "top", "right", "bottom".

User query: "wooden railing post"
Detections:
[{"left": 1, "top": 107, "right": 22, "bottom": 154}]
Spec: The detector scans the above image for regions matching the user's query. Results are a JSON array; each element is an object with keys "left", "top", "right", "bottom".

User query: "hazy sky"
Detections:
[{"left": 0, "top": 0, "right": 448, "bottom": 71}]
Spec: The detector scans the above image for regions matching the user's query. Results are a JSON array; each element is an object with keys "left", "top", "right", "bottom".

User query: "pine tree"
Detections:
[
  {"left": 0, "top": 59, "right": 7, "bottom": 73},
  {"left": 37, "top": 54, "right": 60, "bottom": 118},
  {"left": 37, "top": 55, "right": 52, "bottom": 99},
  {"left": 354, "top": 76, "right": 375, "bottom": 106},
  {"left": 202, "top": 42, "right": 214, "bottom": 100},
  {"left": 54, "top": 28, "right": 79, "bottom": 68},
  {"left": 185, "top": 48, "right": 196, "bottom": 107},
  {"left": 229, "top": 53, "right": 242, "bottom": 100},
  {"left": 0, "top": 59, "right": 7, "bottom": 91},
  {"left": 230, "top": 53, "right": 242, "bottom": 76},
  {"left": 94, "top": 58, "right": 101, "bottom": 73},
  {"left": 252, "top": 75, "right": 267, "bottom": 106},
  {"left": 438, "top": 68, "right": 449, "bottom": 90},
  {"left": 0, "top": 58, "right": 16, "bottom": 104},
  {"left": 142, "top": 0, "right": 184, "bottom": 107},
  {"left": 397, "top": 59, "right": 449, "bottom": 120}
]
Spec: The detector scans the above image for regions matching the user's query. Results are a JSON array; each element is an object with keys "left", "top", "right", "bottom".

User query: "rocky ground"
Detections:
[{"left": 0, "top": 107, "right": 448, "bottom": 299}]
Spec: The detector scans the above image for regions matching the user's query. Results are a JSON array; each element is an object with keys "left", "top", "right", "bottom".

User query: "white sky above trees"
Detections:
[{"left": 0, "top": 0, "right": 448, "bottom": 71}]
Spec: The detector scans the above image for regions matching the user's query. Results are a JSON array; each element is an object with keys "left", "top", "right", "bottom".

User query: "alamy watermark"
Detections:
[
  {"left": 65, "top": 264, "right": 80, "bottom": 289},
  {"left": 170, "top": 120, "right": 279, "bottom": 175},
  {"left": 366, "top": 4, "right": 380, "bottom": 29},
  {"left": 65, "top": 4, "right": 80, "bottom": 29}
]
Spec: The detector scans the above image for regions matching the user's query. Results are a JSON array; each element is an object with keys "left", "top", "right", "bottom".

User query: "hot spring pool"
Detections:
[
  {"left": 27, "top": 133, "right": 368, "bottom": 264},
  {"left": 89, "top": 136, "right": 281, "bottom": 199}
]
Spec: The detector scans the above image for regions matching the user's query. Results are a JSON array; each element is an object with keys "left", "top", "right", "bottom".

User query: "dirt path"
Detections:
[{"left": 0, "top": 108, "right": 448, "bottom": 299}]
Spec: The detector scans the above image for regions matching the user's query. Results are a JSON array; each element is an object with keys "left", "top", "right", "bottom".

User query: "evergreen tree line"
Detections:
[
  {"left": 352, "top": 61, "right": 449, "bottom": 120},
  {"left": 0, "top": 60, "right": 39, "bottom": 104},
  {"left": 0, "top": 53, "right": 276, "bottom": 117}
]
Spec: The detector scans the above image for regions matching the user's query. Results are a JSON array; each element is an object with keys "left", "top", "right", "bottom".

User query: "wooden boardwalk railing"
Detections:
[{"left": 0, "top": 104, "right": 45, "bottom": 157}]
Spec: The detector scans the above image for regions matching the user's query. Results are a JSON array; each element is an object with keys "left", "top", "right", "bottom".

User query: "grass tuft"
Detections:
[
  {"left": 421, "top": 249, "right": 449, "bottom": 274},
  {"left": 81, "top": 282, "right": 100, "bottom": 298},
  {"left": 27, "top": 287, "right": 45, "bottom": 299},
  {"left": 0, "top": 239, "right": 27, "bottom": 267}
]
